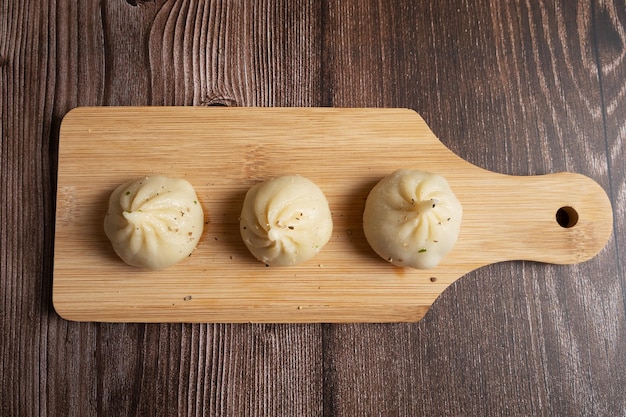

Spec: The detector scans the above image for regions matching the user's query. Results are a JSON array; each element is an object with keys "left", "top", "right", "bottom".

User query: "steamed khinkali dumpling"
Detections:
[
  {"left": 240, "top": 175, "right": 333, "bottom": 266},
  {"left": 104, "top": 175, "right": 204, "bottom": 270},
  {"left": 363, "top": 169, "right": 462, "bottom": 269}
]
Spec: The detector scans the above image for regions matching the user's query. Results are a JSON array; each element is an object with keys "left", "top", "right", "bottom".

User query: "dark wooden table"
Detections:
[{"left": 2, "top": 1, "right": 625, "bottom": 415}]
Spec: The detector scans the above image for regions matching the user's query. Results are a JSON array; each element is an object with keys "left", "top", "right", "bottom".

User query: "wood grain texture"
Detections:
[
  {"left": 320, "top": 1, "right": 626, "bottom": 416},
  {"left": 52, "top": 106, "right": 612, "bottom": 323},
  {"left": 1, "top": 0, "right": 625, "bottom": 416}
]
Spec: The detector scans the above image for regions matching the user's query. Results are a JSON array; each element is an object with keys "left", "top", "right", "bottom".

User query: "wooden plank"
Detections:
[{"left": 52, "top": 106, "right": 613, "bottom": 323}]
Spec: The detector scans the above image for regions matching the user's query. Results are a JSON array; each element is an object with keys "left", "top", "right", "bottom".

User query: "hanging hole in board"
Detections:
[{"left": 556, "top": 206, "right": 578, "bottom": 228}]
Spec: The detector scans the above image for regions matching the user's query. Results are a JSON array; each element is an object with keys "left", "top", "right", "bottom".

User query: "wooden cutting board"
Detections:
[{"left": 53, "top": 107, "right": 613, "bottom": 323}]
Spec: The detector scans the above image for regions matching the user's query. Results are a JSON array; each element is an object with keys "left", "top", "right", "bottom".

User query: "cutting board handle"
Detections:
[{"left": 463, "top": 171, "right": 614, "bottom": 265}]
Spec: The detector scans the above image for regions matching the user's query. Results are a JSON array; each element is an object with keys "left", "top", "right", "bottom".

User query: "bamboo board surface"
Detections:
[{"left": 53, "top": 107, "right": 613, "bottom": 323}]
